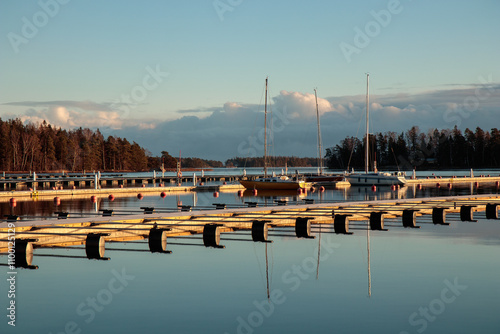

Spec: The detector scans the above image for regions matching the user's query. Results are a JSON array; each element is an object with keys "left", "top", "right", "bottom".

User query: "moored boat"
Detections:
[
  {"left": 345, "top": 74, "right": 407, "bottom": 187},
  {"left": 240, "top": 175, "right": 307, "bottom": 190},
  {"left": 238, "top": 77, "right": 306, "bottom": 191}
]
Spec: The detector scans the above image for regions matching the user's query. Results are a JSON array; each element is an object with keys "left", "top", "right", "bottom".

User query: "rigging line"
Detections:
[
  {"left": 391, "top": 147, "right": 402, "bottom": 172},
  {"left": 244, "top": 81, "right": 267, "bottom": 169}
]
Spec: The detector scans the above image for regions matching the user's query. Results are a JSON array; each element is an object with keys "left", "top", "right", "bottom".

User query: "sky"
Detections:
[{"left": 1, "top": 0, "right": 499, "bottom": 161}]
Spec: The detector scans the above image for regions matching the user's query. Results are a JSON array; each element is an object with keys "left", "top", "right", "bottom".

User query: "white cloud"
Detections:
[
  {"left": 273, "top": 90, "right": 334, "bottom": 119},
  {"left": 2, "top": 83, "right": 500, "bottom": 160}
]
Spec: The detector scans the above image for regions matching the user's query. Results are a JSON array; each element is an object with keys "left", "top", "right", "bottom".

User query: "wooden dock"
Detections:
[
  {"left": 2, "top": 194, "right": 499, "bottom": 269},
  {"left": 0, "top": 172, "right": 245, "bottom": 191}
]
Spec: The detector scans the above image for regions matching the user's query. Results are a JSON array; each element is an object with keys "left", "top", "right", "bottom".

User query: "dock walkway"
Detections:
[{"left": 2, "top": 194, "right": 499, "bottom": 268}]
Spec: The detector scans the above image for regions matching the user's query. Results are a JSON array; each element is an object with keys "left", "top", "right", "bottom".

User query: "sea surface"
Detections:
[{"left": 1, "top": 169, "right": 500, "bottom": 333}]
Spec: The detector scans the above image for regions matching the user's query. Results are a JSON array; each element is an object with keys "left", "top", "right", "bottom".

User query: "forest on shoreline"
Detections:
[
  {"left": 2, "top": 119, "right": 498, "bottom": 173},
  {"left": 0, "top": 119, "right": 317, "bottom": 172},
  {"left": 325, "top": 125, "right": 500, "bottom": 171}
]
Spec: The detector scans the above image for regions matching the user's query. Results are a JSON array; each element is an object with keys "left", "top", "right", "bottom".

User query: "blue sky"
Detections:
[{"left": 1, "top": 0, "right": 499, "bottom": 160}]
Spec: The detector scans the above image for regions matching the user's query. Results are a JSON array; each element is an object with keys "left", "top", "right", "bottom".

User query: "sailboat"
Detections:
[
  {"left": 239, "top": 78, "right": 307, "bottom": 191},
  {"left": 345, "top": 74, "right": 407, "bottom": 186},
  {"left": 304, "top": 88, "right": 345, "bottom": 184}
]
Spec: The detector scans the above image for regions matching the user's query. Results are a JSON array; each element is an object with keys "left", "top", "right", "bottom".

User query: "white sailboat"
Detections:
[
  {"left": 345, "top": 74, "right": 407, "bottom": 186},
  {"left": 239, "top": 77, "right": 307, "bottom": 190}
]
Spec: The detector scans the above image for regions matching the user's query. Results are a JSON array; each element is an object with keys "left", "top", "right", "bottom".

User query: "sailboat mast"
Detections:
[
  {"left": 264, "top": 77, "right": 268, "bottom": 178},
  {"left": 365, "top": 73, "right": 370, "bottom": 174},
  {"left": 314, "top": 89, "right": 323, "bottom": 175}
]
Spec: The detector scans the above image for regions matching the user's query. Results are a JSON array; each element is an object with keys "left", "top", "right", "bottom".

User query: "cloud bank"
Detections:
[{"left": 2, "top": 84, "right": 499, "bottom": 161}]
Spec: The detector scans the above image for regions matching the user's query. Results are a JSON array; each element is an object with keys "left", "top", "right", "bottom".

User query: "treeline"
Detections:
[
  {"left": 0, "top": 118, "right": 226, "bottom": 172},
  {"left": 226, "top": 156, "right": 319, "bottom": 168},
  {"left": 181, "top": 157, "right": 224, "bottom": 168},
  {"left": 325, "top": 126, "right": 500, "bottom": 170},
  {"left": 0, "top": 118, "right": 150, "bottom": 172}
]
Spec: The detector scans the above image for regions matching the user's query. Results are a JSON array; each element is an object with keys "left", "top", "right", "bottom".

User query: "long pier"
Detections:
[
  {"left": 1, "top": 170, "right": 500, "bottom": 196},
  {"left": 2, "top": 194, "right": 499, "bottom": 269},
  {"left": 0, "top": 172, "right": 245, "bottom": 191}
]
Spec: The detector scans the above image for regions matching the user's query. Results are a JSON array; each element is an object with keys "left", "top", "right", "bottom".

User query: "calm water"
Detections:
[
  {"left": 1, "top": 172, "right": 500, "bottom": 333},
  {"left": 1, "top": 213, "right": 499, "bottom": 333},
  {"left": 1, "top": 181, "right": 499, "bottom": 219}
]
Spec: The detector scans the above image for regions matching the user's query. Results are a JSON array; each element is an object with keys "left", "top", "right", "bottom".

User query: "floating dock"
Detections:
[{"left": 2, "top": 194, "right": 499, "bottom": 269}]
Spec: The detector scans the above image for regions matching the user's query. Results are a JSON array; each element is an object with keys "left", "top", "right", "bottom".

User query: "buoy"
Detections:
[
  {"left": 90, "top": 195, "right": 97, "bottom": 203},
  {"left": 142, "top": 184, "right": 146, "bottom": 188},
  {"left": 160, "top": 192, "right": 167, "bottom": 198},
  {"left": 319, "top": 186, "right": 325, "bottom": 192},
  {"left": 72, "top": 185, "right": 76, "bottom": 189},
  {"left": 223, "top": 181, "right": 227, "bottom": 185},
  {"left": 54, "top": 197, "right": 61, "bottom": 206},
  {"left": 391, "top": 185, "right": 396, "bottom": 191},
  {"left": 120, "top": 184, "right": 124, "bottom": 188},
  {"left": 475, "top": 182, "right": 479, "bottom": 188},
  {"left": 297, "top": 188, "right": 303, "bottom": 194},
  {"left": 310, "top": 187, "right": 315, "bottom": 192},
  {"left": 52, "top": 187, "right": 56, "bottom": 190},
  {"left": 137, "top": 193, "right": 143, "bottom": 200},
  {"left": 9, "top": 198, "right": 16, "bottom": 208},
  {"left": 213, "top": 191, "right": 219, "bottom": 198},
  {"left": 496, "top": 181, "right": 499, "bottom": 188},
  {"left": 436, "top": 183, "right": 441, "bottom": 188},
  {"left": 59, "top": 185, "right": 63, "bottom": 190},
  {"left": 252, "top": 189, "right": 258, "bottom": 196},
  {"left": 108, "top": 194, "right": 115, "bottom": 201},
  {"left": 417, "top": 184, "right": 422, "bottom": 190},
  {"left": 447, "top": 183, "right": 452, "bottom": 189},
  {"left": 159, "top": 183, "right": 164, "bottom": 187},
  {"left": 371, "top": 185, "right": 377, "bottom": 192},
  {"left": 237, "top": 190, "right": 243, "bottom": 197}
]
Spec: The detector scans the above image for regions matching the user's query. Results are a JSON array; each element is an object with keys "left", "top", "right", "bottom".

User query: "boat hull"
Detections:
[
  {"left": 239, "top": 179, "right": 306, "bottom": 190},
  {"left": 345, "top": 173, "right": 407, "bottom": 186}
]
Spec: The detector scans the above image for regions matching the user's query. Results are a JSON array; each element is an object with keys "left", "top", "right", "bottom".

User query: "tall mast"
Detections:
[
  {"left": 264, "top": 77, "right": 268, "bottom": 178},
  {"left": 365, "top": 73, "right": 370, "bottom": 173},
  {"left": 314, "top": 88, "right": 323, "bottom": 175}
]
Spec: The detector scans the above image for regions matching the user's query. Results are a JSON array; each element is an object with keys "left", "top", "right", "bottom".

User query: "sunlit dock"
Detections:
[{"left": 2, "top": 193, "right": 499, "bottom": 269}]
